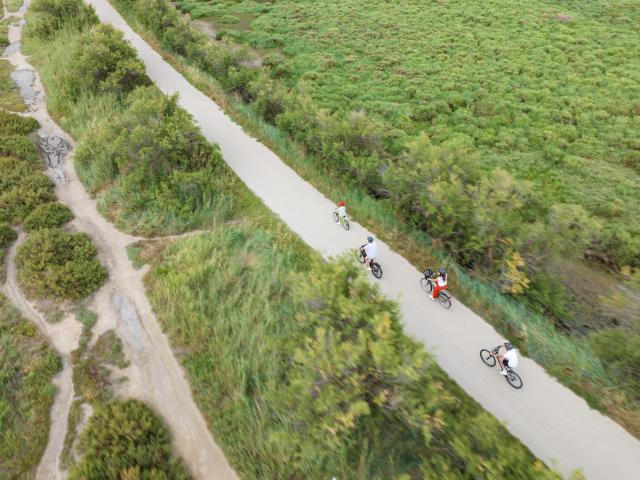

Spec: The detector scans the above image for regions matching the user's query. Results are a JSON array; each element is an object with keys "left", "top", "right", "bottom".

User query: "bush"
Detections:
[
  {"left": 23, "top": 202, "right": 74, "bottom": 231},
  {"left": 63, "top": 24, "right": 150, "bottom": 97},
  {"left": 0, "top": 110, "right": 40, "bottom": 136},
  {"left": 75, "top": 87, "right": 233, "bottom": 233},
  {"left": 0, "top": 160, "right": 55, "bottom": 224},
  {"left": 69, "top": 399, "right": 189, "bottom": 479},
  {"left": 0, "top": 223, "right": 16, "bottom": 248},
  {"left": 16, "top": 228, "right": 107, "bottom": 300},
  {"left": 0, "top": 223, "right": 16, "bottom": 275},
  {"left": 0, "top": 135, "right": 40, "bottom": 162},
  {"left": 589, "top": 329, "right": 640, "bottom": 399},
  {"left": 27, "top": 0, "right": 97, "bottom": 39}
]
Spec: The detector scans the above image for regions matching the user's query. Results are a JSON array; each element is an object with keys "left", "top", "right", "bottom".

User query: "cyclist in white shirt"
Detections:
[
  {"left": 498, "top": 342, "right": 518, "bottom": 375},
  {"left": 361, "top": 236, "right": 378, "bottom": 270}
]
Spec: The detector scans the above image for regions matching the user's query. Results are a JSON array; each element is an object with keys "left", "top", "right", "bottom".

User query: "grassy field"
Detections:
[
  {"left": 183, "top": 0, "right": 640, "bottom": 267},
  {"left": 0, "top": 294, "right": 61, "bottom": 478},
  {"left": 22, "top": 1, "right": 565, "bottom": 476}
]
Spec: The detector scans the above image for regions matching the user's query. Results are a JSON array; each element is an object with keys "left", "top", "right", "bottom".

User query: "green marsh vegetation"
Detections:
[
  {"left": 110, "top": 0, "right": 640, "bottom": 435},
  {"left": 23, "top": 0, "right": 564, "bottom": 476},
  {"left": 0, "top": 294, "right": 61, "bottom": 478}
]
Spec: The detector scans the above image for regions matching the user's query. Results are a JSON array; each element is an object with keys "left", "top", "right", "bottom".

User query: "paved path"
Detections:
[{"left": 84, "top": 1, "right": 640, "bottom": 477}]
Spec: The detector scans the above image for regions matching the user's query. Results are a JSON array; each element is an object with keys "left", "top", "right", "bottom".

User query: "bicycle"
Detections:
[
  {"left": 419, "top": 268, "right": 452, "bottom": 309},
  {"left": 479, "top": 346, "right": 524, "bottom": 389},
  {"left": 332, "top": 210, "right": 350, "bottom": 230},
  {"left": 355, "top": 248, "right": 382, "bottom": 279}
]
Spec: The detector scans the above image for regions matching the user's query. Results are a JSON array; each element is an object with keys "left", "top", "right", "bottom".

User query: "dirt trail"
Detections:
[{"left": 2, "top": 4, "right": 238, "bottom": 479}]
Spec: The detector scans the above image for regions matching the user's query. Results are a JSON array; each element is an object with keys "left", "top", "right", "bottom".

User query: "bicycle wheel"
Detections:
[
  {"left": 342, "top": 218, "right": 350, "bottom": 231},
  {"left": 420, "top": 277, "right": 433, "bottom": 293},
  {"left": 479, "top": 349, "right": 496, "bottom": 367},
  {"left": 333, "top": 211, "right": 339, "bottom": 223},
  {"left": 438, "top": 291, "right": 452, "bottom": 310},
  {"left": 371, "top": 262, "right": 383, "bottom": 279},
  {"left": 355, "top": 249, "right": 365, "bottom": 263},
  {"left": 506, "top": 370, "right": 523, "bottom": 389}
]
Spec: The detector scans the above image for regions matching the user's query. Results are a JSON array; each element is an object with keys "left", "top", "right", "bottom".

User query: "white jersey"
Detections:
[
  {"left": 364, "top": 242, "right": 378, "bottom": 259},
  {"left": 504, "top": 349, "right": 518, "bottom": 368},
  {"left": 337, "top": 206, "right": 347, "bottom": 218},
  {"left": 436, "top": 276, "right": 447, "bottom": 287}
]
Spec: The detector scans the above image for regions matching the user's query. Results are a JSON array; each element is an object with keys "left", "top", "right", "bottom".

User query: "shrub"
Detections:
[
  {"left": 218, "top": 14, "right": 239, "bottom": 24},
  {"left": 0, "top": 223, "right": 16, "bottom": 248},
  {"left": 0, "top": 166, "right": 55, "bottom": 224},
  {"left": 63, "top": 24, "right": 150, "bottom": 97},
  {"left": 16, "top": 228, "right": 107, "bottom": 300},
  {"left": 0, "top": 110, "right": 40, "bottom": 136},
  {"left": 27, "top": 0, "right": 97, "bottom": 39},
  {"left": 23, "top": 202, "right": 74, "bottom": 231},
  {"left": 75, "top": 87, "right": 233, "bottom": 233},
  {"left": 69, "top": 400, "right": 189, "bottom": 479},
  {"left": 589, "top": 329, "right": 640, "bottom": 399},
  {"left": 0, "top": 135, "right": 40, "bottom": 162}
]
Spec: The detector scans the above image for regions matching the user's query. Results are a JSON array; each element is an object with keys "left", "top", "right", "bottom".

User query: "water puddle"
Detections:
[
  {"left": 10, "top": 68, "right": 37, "bottom": 105},
  {"left": 4, "top": 41, "right": 21, "bottom": 54},
  {"left": 113, "top": 293, "right": 145, "bottom": 353}
]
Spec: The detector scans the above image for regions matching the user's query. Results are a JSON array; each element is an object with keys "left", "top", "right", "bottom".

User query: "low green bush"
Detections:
[
  {"left": 69, "top": 399, "right": 189, "bottom": 479},
  {"left": 0, "top": 223, "right": 17, "bottom": 279},
  {"left": 0, "top": 294, "right": 61, "bottom": 477},
  {"left": 27, "top": 0, "right": 97, "bottom": 39},
  {"left": 0, "top": 223, "right": 16, "bottom": 248},
  {"left": 62, "top": 24, "right": 149, "bottom": 98},
  {"left": 75, "top": 87, "right": 235, "bottom": 234},
  {"left": 218, "top": 14, "right": 239, "bottom": 24},
  {"left": 23, "top": 202, "right": 74, "bottom": 231},
  {"left": 590, "top": 329, "right": 640, "bottom": 400},
  {"left": 0, "top": 110, "right": 39, "bottom": 136},
  {"left": 0, "top": 157, "right": 55, "bottom": 224},
  {"left": 0, "top": 134, "right": 40, "bottom": 162},
  {"left": 16, "top": 228, "right": 107, "bottom": 300}
]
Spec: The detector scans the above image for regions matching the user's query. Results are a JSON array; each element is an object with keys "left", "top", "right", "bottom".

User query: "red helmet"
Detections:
[{"left": 338, "top": 201, "right": 345, "bottom": 206}]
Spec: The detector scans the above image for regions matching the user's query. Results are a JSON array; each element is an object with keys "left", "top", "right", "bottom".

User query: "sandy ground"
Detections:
[
  {"left": 1, "top": 4, "right": 238, "bottom": 479},
  {"left": 82, "top": 0, "right": 640, "bottom": 478}
]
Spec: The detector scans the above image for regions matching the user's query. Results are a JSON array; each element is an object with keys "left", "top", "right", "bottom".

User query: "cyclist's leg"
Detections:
[{"left": 432, "top": 284, "right": 442, "bottom": 299}]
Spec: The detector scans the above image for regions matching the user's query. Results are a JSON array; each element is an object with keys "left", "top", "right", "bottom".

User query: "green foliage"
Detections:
[
  {"left": 589, "top": 329, "right": 640, "bottom": 400},
  {"left": 0, "top": 294, "right": 62, "bottom": 477},
  {"left": 0, "top": 223, "right": 17, "bottom": 249},
  {"left": 92, "top": 329, "right": 128, "bottom": 369},
  {"left": 23, "top": 202, "right": 74, "bottom": 231},
  {"left": 16, "top": 228, "right": 107, "bottom": 300},
  {"left": 148, "top": 228, "right": 558, "bottom": 478},
  {"left": 74, "top": 87, "right": 234, "bottom": 234},
  {"left": 63, "top": 24, "right": 150, "bottom": 98},
  {"left": 0, "top": 110, "right": 39, "bottom": 136},
  {"left": 69, "top": 399, "right": 189, "bottom": 480},
  {"left": 0, "top": 156, "right": 55, "bottom": 224},
  {"left": 27, "top": 0, "right": 97, "bottom": 39},
  {"left": 0, "top": 134, "right": 40, "bottom": 162}
]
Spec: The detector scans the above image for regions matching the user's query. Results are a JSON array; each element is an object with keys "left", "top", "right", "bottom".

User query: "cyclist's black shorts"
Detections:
[{"left": 503, "top": 358, "right": 510, "bottom": 367}]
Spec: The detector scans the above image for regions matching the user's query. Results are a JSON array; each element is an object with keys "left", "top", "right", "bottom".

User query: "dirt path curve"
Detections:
[
  {"left": 2, "top": 4, "right": 238, "bottom": 479},
  {"left": 85, "top": 0, "right": 640, "bottom": 478}
]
